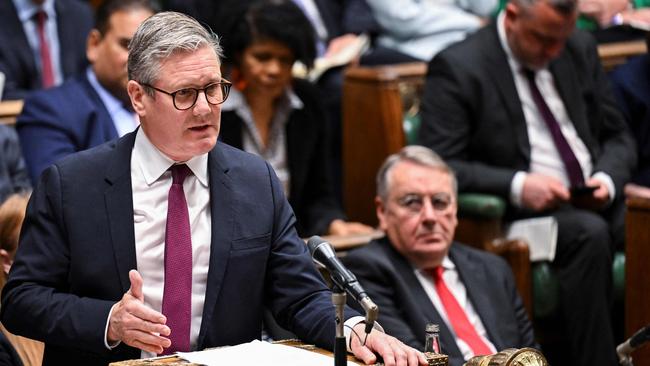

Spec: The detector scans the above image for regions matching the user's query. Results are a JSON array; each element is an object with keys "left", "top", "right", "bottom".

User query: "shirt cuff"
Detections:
[
  {"left": 592, "top": 171, "right": 616, "bottom": 205},
  {"left": 509, "top": 171, "right": 528, "bottom": 207},
  {"left": 344, "top": 316, "right": 384, "bottom": 353},
  {"left": 104, "top": 303, "right": 121, "bottom": 350}
]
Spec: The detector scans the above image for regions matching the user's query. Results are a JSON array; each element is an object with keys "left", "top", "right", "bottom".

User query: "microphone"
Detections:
[
  {"left": 307, "top": 236, "right": 379, "bottom": 334},
  {"left": 617, "top": 325, "right": 650, "bottom": 366}
]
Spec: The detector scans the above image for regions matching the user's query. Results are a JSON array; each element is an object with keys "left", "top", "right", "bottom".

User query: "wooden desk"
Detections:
[
  {"left": 109, "top": 340, "right": 366, "bottom": 365},
  {"left": 0, "top": 100, "right": 23, "bottom": 126},
  {"left": 598, "top": 39, "right": 647, "bottom": 72},
  {"left": 625, "top": 197, "right": 650, "bottom": 366}
]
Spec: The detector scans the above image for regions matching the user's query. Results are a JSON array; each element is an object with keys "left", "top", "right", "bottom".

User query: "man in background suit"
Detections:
[
  {"left": 16, "top": 0, "right": 157, "bottom": 184},
  {"left": 343, "top": 146, "right": 537, "bottom": 366},
  {"left": 418, "top": 0, "right": 633, "bottom": 363},
  {"left": 0, "top": 0, "right": 93, "bottom": 100},
  {"left": 1, "top": 11, "right": 425, "bottom": 366}
]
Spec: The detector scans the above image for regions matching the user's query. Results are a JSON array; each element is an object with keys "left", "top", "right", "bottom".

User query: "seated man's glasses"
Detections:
[
  {"left": 141, "top": 80, "right": 232, "bottom": 110},
  {"left": 396, "top": 193, "right": 453, "bottom": 215}
]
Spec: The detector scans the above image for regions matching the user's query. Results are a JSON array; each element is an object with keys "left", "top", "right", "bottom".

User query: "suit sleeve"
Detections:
[
  {"left": 343, "top": 248, "right": 424, "bottom": 350},
  {"left": 1, "top": 164, "right": 115, "bottom": 355},
  {"left": 16, "top": 92, "right": 84, "bottom": 185},
  {"left": 263, "top": 161, "right": 359, "bottom": 350},
  {"left": 577, "top": 33, "right": 637, "bottom": 192},
  {"left": 292, "top": 82, "right": 346, "bottom": 236},
  {"left": 498, "top": 259, "right": 538, "bottom": 349},
  {"left": 418, "top": 52, "right": 517, "bottom": 196}
]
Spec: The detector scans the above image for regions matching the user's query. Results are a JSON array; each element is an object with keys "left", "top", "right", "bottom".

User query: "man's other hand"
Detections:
[
  {"left": 350, "top": 324, "right": 428, "bottom": 366},
  {"left": 107, "top": 270, "right": 171, "bottom": 354},
  {"left": 521, "top": 173, "right": 570, "bottom": 211}
]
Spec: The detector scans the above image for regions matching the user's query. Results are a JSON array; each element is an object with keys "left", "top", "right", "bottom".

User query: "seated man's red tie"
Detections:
[{"left": 430, "top": 266, "right": 492, "bottom": 356}]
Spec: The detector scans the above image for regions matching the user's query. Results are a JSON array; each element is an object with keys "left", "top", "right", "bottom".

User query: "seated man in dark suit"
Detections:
[
  {"left": 0, "top": 0, "right": 93, "bottom": 100},
  {"left": 17, "top": 0, "right": 157, "bottom": 184},
  {"left": 343, "top": 146, "right": 537, "bottom": 366},
  {"left": 418, "top": 0, "right": 635, "bottom": 363},
  {"left": 1, "top": 11, "right": 425, "bottom": 366}
]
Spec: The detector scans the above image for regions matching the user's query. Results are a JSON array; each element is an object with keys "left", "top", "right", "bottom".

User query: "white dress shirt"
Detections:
[
  {"left": 131, "top": 128, "right": 212, "bottom": 358},
  {"left": 495, "top": 12, "right": 615, "bottom": 206},
  {"left": 414, "top": 256, "right": 496, "bottom": 361}
]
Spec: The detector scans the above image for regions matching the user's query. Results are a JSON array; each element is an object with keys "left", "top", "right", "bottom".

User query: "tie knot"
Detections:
[
  {"left": 170, "top": 164, "right": 191, "bottom": 185},
  {"left": 522, "top": 68, "right": 536, "bottom": 82},
  {"left": 429, "top": 266, "right": 444, "bottom": 281},
  {"left": 34, "top": 9, "right": 47, "bottom": 24}
]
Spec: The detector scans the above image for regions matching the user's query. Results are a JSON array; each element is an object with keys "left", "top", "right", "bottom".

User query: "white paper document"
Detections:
[
  {"left": 177, "top": 340, "right": 358, "bottom": 366},
  {"left": 505, "top": 216, "right": 558, "bottom": 261}
]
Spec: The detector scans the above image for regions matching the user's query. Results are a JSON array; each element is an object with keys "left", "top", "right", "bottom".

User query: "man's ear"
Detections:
[
  {"left": 127, "top": 80, "right": 147, "bottom": 116},
  {"left": 86, "top": 29, "right": 102, "bottom": 64},
  {"left": 0, "top": 249, "right": 12, "bottom": 275},
  {"left": 375, "top": 196, "right": 388, "bottom": 232}
]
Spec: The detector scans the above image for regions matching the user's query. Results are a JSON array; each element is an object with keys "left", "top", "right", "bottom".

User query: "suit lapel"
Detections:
[
  {"left": 197, "top": 144, "right": 235, "bottom": 347},
  {"left": 481, "top": 25, "right": 531, "bottom": 161},
  {"left": 450, "top": 245, "right": 504, "bottom": 349},
  {"left": 385, "top": 243, "right": 463, "bottom": 357},
  {"left": 104, "top": 131, "right": 138, "bottom": 293},
  {"left": 1, "top": 1, "right": 38, "bottom": 86},
  {"left": 549, "top": 50, "right": 592, "bottom": 147}
]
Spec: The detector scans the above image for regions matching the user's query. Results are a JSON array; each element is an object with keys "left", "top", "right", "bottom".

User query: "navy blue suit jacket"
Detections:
[
  {"left": 0, "top": 0, "right": 92, "bottom": 100},
  {"left": 17, "top": 72, "right": 118, "bottom": 184},
  {"left": 342, "top": 238, "right": 537, "bottom": 366},
  {"left": 1, "top": 131, "right": 350, "bottom": 365}
]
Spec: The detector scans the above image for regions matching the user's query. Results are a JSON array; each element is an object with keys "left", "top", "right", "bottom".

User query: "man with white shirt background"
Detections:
[
  {"left": 418, "top": 0, "right": 635, "bottom": 363},
  {"left": 343, "top": 146, "right": 538, "bottom": 366},
  {"left": 16, "top": 0, "right": 156, "bottom": 184}
]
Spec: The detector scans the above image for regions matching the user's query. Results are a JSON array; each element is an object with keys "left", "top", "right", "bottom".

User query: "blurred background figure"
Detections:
[
  {"left": 0, "top": 0, "right": 93, "bottom": 100},
  {"left": 0, "top": 126, "right": 31, "bottom": 205},
  {"left": 218, "top": 0, "right": 374, "bottom": 237},
  {"left": 16, "top": 0, "right": 157, "bottom": 184},
  {"left": 610, "top": 34, "right": 650, "bottom": 198},
  {"left": 0, "top": 194, "right": 42, "bottom": 366},
  {"left": 365, "top": 0, "right": 499, "bottom": 62}
]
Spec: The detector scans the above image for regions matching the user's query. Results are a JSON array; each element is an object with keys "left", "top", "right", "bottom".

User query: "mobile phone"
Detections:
[{"left": 570, "top": 185, "right": 597, "bottom": 197}]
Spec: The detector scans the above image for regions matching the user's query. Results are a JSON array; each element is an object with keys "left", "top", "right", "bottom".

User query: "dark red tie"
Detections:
[
  {"left": 35, "top": 10, "right": 54, "bottom": 88},
  {"left": 430, "top": 266, "right": 492, "bottom": 356},
  {"left": 161, "top": 164, "right": 193, "bottom": 354},
  {"left": 523, "top": 69, "right": 585, "bottom": 188}
]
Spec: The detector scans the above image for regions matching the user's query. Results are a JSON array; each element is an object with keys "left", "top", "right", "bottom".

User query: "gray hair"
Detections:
[
  {"left": 376, "top": 145, "right": 458, "bottom": 201},
  {"left": 128, "top": 11, "right": 223, "bottom": 87},
  {"left": 512, "top": 0, "right": 577, "bottom": 15}
]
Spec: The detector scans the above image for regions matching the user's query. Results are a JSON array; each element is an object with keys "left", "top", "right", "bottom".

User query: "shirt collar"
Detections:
[
  {"left": 133, "top": 128, "right": 209, "bottom": 187},
  {"left": 86, "top": 67, "right": 128, "bottom": 116},
  {"left": 13, "top": 0, "right": 55, "bottom": 23}
]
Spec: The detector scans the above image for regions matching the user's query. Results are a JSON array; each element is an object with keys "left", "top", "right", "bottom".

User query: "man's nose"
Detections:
[
  {"left": 193, "top": 90, "right": 212, "bottom": 115},
  {"left": 420, "top": 199, "right": 438, "bottom": 222}
]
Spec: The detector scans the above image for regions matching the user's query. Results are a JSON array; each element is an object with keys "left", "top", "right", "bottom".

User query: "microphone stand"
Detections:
[{"left": 332, "top": 285, "right": 347, "bottom": 366}]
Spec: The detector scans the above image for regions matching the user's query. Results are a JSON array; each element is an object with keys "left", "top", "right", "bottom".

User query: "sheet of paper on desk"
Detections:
[{"left": 177, "top": 340, "right": 357, "bottom": 366}]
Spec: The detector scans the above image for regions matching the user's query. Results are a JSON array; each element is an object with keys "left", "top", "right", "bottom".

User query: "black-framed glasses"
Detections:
[
  {"left": 141, "top": 80, "right": 232, "bottom": 110},
  {"left": 396, "top": 193, "right": 453, "bottom": 215}
]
